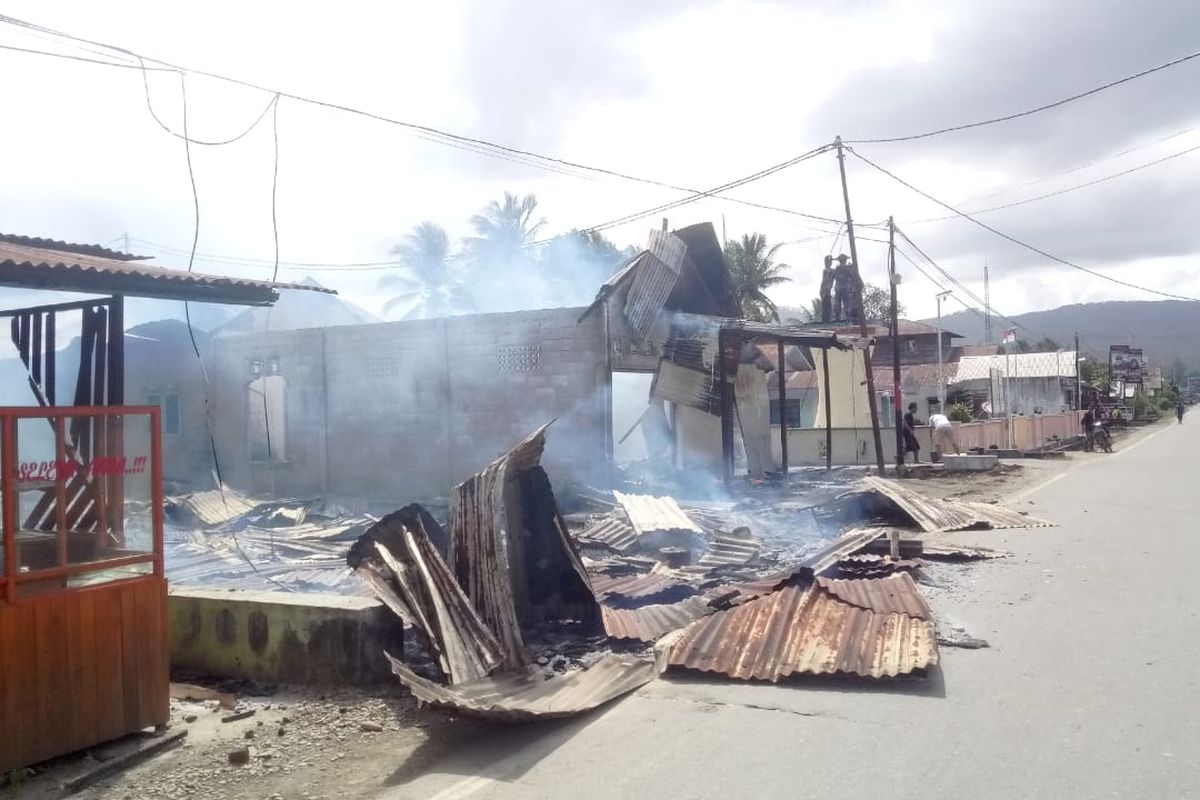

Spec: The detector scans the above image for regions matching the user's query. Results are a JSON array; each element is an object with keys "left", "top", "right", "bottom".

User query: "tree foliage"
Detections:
[
  {"left": 724, "top": 233, "right": 791, "bottom": 322},
  {"left": 378, "top": 222, "right": 465, "bottom": 320}
]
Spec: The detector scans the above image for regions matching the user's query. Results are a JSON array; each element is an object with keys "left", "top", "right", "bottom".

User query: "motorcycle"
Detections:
[{"left": 1094, "top": 421, "right": 1113, "bottom": 453}]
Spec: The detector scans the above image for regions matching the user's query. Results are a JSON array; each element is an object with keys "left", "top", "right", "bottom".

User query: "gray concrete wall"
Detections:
[{"left": 208, "top": 307, "right": 609, "bottom": 502}]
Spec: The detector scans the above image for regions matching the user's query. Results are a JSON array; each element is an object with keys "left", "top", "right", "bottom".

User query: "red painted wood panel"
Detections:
[{"left": 0, "top": 576, "right": 169, "bottom": 771}]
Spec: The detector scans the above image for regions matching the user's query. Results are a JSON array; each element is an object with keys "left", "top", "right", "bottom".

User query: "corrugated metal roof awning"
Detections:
[{"left": 0, "top": 235, "right": 335, "bottom": 306}]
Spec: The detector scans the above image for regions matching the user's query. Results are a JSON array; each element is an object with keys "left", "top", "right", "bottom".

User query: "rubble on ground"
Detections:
[{"left": 345, "top": 423, "right": 1055, "bottom": 719}]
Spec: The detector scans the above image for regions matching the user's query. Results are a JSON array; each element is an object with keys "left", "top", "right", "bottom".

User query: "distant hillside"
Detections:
[{"left": 921, "top": 300, "right": 1200, "bottom": 369}]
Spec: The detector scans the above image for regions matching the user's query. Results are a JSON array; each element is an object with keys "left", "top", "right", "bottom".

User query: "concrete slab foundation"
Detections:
[
  {"left": 169, "top": 587, "right": 403, "bottom": 685},
  {"left": 941, "top": 454, "right": 999, "bottom": 471}
]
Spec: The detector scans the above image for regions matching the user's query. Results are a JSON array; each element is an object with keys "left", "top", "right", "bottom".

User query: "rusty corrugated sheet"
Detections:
[
  {"left": 576, "top": 514, "right": 638, "bottom": 552},
  {"left": 348, "top": 509, "right": 503, "bottom": 684},
  {"left": 860, "top": 476, "right": 1054, "bottom": 532},
  {"left": 799, "top": 528, "right": 886, "bottom": 576},
  {"left": 623, "top": 229, "right": 686, "bottom": 341},
  {"left": 613, "top": 491, "right": 703, "bottom": 536},
  {"left": 816, "top": 572, "right": 931, "bottom": 619},
  {"left": 385, "top": 653, "right": 658, "bottom": 721},
  {"left": 448, "top": 424, "right": 601, "bottom": 671},
  {"left": 602, "top": 596, "right": 712, "bottom": 642},
  {"left": 649, "top": 359, "right": 719, "bottom": 415},
  {"left": 669, "top": 581, "right": 939, "bottom": 681},
  {"left": 713, "top": 529, "right": 885, "bottom": 606}
]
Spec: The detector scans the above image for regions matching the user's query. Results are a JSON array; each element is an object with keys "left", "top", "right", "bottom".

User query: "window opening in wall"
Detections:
[
  {"left": 879, "top": 394, "right": 896, "bottom": 428},
  {"left": 612, "top": 371, "right": 664, "bottom": 465},
  {"left": 248, "top": 374, "right": 287, "bottom": 463},
  {"left": 146, "top": 393, "right": 181, "bottom": 435},
  {"left": 769, "top": 399, "right": 808, "bottom": 429}
]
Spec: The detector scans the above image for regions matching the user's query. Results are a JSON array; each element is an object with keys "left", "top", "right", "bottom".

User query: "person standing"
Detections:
[
  {"left": 1081, "top": 407, "right": 1095, "bottom": 451},
  {"left": 1177, "top": 399, "right": 1185, "bottom": 424},
  {"left": 903, "top": 402, "right": 922, "bottom": 463},
  {"left": 929, "top": 410, "right": 960, "bottom": 456}
]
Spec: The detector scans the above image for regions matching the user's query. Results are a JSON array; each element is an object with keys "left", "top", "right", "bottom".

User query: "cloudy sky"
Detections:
[{"left": 2, "top": 0, "right": 1199, "bottom": 327}]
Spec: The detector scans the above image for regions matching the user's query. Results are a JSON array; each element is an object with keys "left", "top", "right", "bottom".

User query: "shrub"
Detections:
[{"left": 948, "top": 402, "right": 973, "bottom": 423}]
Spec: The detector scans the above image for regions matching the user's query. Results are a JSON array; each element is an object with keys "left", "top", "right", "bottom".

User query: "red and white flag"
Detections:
[{"left": 1002, "top": 328, "right": 1017, "bottom": 345}]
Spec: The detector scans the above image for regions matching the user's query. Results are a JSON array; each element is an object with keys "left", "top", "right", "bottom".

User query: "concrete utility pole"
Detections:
[
  {"left": 834, "top": 136, "right": 885, "bottom": 476},
  {"left": 1075, "top": 331, "right": 1082, "bottom": 411},
  {"left": 936, "top": 290, "right": 951, "bottom": 409},
  {"left": 888, "top": 217, "right": 904, "bottom": 474}
]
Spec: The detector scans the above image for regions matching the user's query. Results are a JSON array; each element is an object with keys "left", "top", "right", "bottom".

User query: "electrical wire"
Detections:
[
  {"left": 895, "top": 229, "right": 1045, "bottom": 337},
  {"left": 0, "top": 41, "right": 174, "bottom": 72},
  {"left": 0, "top": 13, "right": 841, "bottom": 222},
  {"left": 850, "top": 148, "right": 1200, "bottom": 302},
  {"left": 910, "top": 139, "right": 1200, "bottom": 224},
  {"left": 586, "top": 144, "right": 841, "bottom": 232},
  {"left": 845, "top": 48, "right": 1200, "bottom": 144},
  {"left": 164, "top": 68, "right": 290, "bottom": 591},
  {"left": 140, "top": 61, "right": 280, "bottom": 147}
]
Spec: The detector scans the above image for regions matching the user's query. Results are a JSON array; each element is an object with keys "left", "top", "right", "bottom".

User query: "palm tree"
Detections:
[
  {"left": 379, "top": 222, "right": 465, "bottom": 319},
  {"left": 724, "top": 233, "right": 791, "bottom": 322},
  {"left": 465, "top": 192, "right": 545, "bottom": 268}
]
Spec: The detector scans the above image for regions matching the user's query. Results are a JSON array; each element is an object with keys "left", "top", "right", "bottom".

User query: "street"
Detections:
[{"left": 384, "top": 420, "right": 1200, "bottom": 800}]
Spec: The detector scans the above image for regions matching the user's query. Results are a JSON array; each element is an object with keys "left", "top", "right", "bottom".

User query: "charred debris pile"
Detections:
[{"left": 342, "top": 423, "right": 1053, "bottom": 721}]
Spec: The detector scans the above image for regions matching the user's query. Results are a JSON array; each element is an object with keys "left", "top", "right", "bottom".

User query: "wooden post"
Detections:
[
  {"left": 889, "top": 218, "right": 904, "bottom": 475},
  {"left": 835, "top": 137, "right": 886, "bottom": 475},
  {"left": 777, "top": 339, "right": 788, "bottom": 482},
  {"left": 822, "top": 348, "right": 833, "bottom": 472},
  {"left": 719, "top": 328, "right": 734, "bottom": 485}
]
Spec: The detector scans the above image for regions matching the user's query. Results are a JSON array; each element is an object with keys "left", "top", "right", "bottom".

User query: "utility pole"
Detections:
[
  {"left": 121, "top": 232, "right": 130, "bottom": 253},
  {"left": 983, "top": 263, "right": 993, "bottom": 344},
  {"left": 835, "top": 136, "right": 886, "bottom": 475},
  {"left": 888, "top": 217, "right": 903, "bottom": 475},
  {"left": 936, "top": 290, "right": 951, "bottom": 409},
  {"left": 1080, "top": 331, "right": 1089, "bottom": 410}
]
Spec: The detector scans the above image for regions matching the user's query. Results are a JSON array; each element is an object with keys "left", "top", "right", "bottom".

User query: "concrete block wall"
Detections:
[{"left": 207, "top": 308, "right": 609, "bottom": 502}]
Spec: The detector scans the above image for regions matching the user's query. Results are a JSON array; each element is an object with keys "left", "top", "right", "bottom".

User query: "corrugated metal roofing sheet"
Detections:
[
  {"left": 447, "top": 423, "right": 600, "bottom": 671},
  {"left": 669, "top": 581, "right": 938, "bottom": 681},
  {"left": 650, "top": 359, "right": 719, "bottom": 415},
  {"left": 624, "top": 230, "right": 686, "bottom": 341},
  {"left": 816, "top": 572, "right": 931, "bottom": 619},
  {"left": 172, "top": 489, "right": 260, "bottom": 528},
  {"left": 385, "top": 653, "right": 658, "bottom": 721},
  {"left": 954, "top": 351, "right": 1077, "bottom": 382},
  {"left": 590, "top": 570, "right": 695, "bottom": 606},
  {"left": 0, "top": 235, "right": 332, "bottom": 305},
  {"left": 859, "top": 477, "right": 1055, "bottom": 532},
  {"left": 613, "top": 491, "right": 704, "bottom": 536},
  {"left": 696, "top": 528, "right": 760, "bottom": 570},
  {"left": 576, "top": 514, "right": 638, "bottom": 553},
  {"left": 348, "top": 509, "right": 503, "bottom": 684},
  {"left": 602, "top": 596, "right": 712, "bottom": 642}
]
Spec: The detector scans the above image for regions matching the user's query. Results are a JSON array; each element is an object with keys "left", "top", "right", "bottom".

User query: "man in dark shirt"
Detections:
[
  {"left": 1081, "top": 408, "right": 1095, "bottom": 451},
  {"left": 903, "top": 402, "right": 921, "bottom": 463}
]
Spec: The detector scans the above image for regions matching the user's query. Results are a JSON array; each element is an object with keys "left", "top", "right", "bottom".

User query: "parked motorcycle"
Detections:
[{"left": 1094, "top": 421, "right": 1113, "bottom": 453}]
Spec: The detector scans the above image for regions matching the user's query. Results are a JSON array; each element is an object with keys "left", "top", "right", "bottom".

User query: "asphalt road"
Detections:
[{"left": 384, "top": 419, "right": 1200, "bottom": 800}]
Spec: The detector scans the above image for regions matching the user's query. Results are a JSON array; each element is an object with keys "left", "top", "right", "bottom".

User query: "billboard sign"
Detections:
[{"left": 1109, "top": 345, "right": 1146, "bottom": 384}]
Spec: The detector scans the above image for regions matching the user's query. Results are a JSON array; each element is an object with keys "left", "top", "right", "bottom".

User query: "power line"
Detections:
[
  {"left": 968, "top": 124, "right": 1200, "bottom": 204},
  {"left": 0, "top": 14, "right": 840, "bottom": 223},
  {"left": 845, "top": 48, "right": 1200, "bottom": 144},
  {"left": 910, "top": 139, "right": 1200, "bottom": 224},
  {"left": 586, "top": 144, "right": 841, "bottom": 232},
  {"left": 139, "top": 59, "right": 281, "bottom": 147},
  {"left": 850, "top": 148, "right": 1200, "bottom": 302}
]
